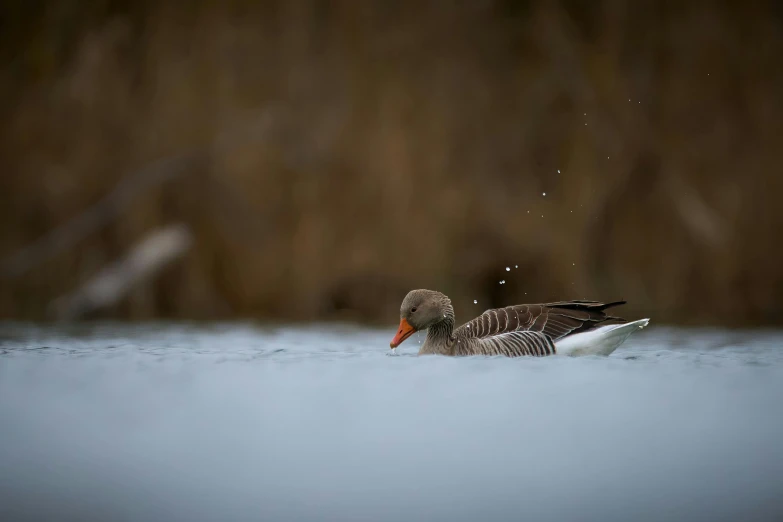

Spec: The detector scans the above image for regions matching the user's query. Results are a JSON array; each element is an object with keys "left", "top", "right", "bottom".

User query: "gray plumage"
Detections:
[{"left": 394, "top": 289, "right": 627, "bottom": 357}]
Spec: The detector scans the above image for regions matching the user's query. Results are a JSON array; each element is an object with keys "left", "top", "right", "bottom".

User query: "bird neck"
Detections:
[{"left": 424, "top": 304, "right": 455, "bottom": 354}]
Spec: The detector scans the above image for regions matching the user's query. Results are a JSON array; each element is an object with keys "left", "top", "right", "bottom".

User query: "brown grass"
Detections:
[{"left": 1, "top": 0, "right": 782, "bottom": 325}]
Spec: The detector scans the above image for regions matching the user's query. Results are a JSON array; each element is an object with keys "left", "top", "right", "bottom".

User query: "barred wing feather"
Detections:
[{"left": 454, "top": 300, "right": 626, "bottom": 343}]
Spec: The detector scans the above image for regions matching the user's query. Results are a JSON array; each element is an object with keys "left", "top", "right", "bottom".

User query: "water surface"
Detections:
[{"left": 1, "top": 322, "right": 782, "bottom": 522}]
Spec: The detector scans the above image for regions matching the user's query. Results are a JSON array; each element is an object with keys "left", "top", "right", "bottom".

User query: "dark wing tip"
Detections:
[
  {"left": 600, "top": 300, "right": 627, "bottom": 311},
  {"left": 544, "top": 299, "right": 627, "bottom": 311}
]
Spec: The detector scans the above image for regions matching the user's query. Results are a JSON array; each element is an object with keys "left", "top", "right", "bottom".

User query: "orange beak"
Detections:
[{"left": 390, "top": 318, "right": 416, "bottom": 348}]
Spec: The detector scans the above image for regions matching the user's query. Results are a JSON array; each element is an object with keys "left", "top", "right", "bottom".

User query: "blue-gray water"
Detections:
[{"left": 1, "top": 322, "right": 782, "bottom": 522}]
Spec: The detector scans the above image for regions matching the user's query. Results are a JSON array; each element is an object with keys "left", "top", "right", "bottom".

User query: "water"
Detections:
[{"left": 1, "top": 322, "right": 783, "bottom": 522}]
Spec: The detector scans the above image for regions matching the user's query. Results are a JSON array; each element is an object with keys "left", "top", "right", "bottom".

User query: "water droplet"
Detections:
[
  {"left": 573, "top": 263, "right": 575, "bottom": 266},
  {"left": 584, "top": 113, "right": 587, "bottom": 116},
  {"left": 467, "top": 324, "right": 471, "bottom": 328},
  {"left": 505, "top": 267, "right": 510, "bottom": 271},
  {"left": 542, "top": 192, "right": 546, "bottom": 196},
  {"left": 557, "top": 169, "right": 561, "bottom": 173},
  {"left": 473, "top": 299, "right": 478, "bottom": 304},
  {"left": 514, "top": 265, "right": 518, "bottom": 268}
]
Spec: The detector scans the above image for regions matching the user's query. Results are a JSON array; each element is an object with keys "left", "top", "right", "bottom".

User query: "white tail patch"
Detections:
[{"left": 554, "top": 319, "right": 650, "bottom": 356}]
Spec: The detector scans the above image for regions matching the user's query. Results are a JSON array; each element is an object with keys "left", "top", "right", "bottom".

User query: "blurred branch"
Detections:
[
  {"left": 0, "top": 152, "right": 202, "bottom": 280},
  {"left": 48, "top": 223, "right": 193, "bottom": 320},
  {"left": 0, "top": 108, "right": 281, "bottom": 280}
]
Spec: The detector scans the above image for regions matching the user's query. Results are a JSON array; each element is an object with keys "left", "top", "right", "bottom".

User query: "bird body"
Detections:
[{"left": 390, "top": 289, "right": 649, "bottom": 357}]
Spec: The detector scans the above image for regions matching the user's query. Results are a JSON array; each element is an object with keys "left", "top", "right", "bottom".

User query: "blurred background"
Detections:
[{"left": 1, "top": 0, "right": 781, "bottom": 327}]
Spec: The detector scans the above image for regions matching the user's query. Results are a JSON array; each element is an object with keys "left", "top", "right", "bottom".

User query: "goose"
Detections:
[{"left": 389, "top": 289, "right": 649, "bottom": 357}]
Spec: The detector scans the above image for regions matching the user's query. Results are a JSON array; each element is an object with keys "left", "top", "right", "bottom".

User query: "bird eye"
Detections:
[{"left": 411, "top": 307, "right": 417, "bottom": 313}]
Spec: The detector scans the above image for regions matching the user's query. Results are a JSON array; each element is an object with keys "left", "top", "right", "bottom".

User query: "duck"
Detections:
[{"left": 389, "top": 289, "right": 649, "bottom": 357}]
